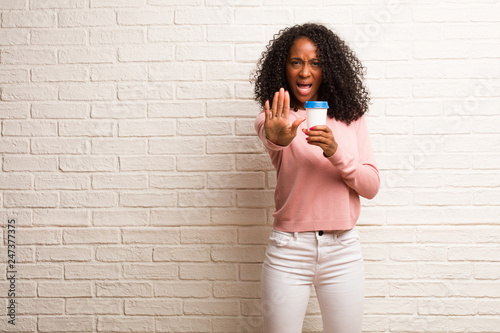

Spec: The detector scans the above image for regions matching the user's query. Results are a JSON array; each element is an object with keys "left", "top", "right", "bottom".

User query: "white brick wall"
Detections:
[{"left": 1, "top": 1, "right": 499, "bottom": 332}]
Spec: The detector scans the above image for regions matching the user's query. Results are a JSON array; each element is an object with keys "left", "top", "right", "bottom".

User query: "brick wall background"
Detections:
[{"left": 1, "top": 0, "right": 499, "bottom": 332}]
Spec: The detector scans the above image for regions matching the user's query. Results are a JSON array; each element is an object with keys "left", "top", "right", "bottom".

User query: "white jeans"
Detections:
[{"left": 261, "top": 228, "right": 364, "bottom": 333}]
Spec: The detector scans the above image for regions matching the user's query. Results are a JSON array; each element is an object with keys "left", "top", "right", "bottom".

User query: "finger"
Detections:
[
  {"left": 291, "top": 117, "right": 306, "bottom": 133},
  {"left": 283, "top": 90, "right": 290, "bottom": 119},
  {"left": 277, "top": 88, "right": 284, "bottom": 118},
  {"left": 271, "top": 91, "right": 279, "bottom": 119},
  {"left": 264, "top": 99, "right": 270, "bottom": 121}
]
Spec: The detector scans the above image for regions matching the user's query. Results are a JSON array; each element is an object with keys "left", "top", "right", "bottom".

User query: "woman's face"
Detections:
[{"left": 286, "top": 37, "right": 323, "bottom": 109}]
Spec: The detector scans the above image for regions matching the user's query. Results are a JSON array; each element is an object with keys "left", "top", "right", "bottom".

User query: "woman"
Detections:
[{"left": 253, "top": 23, "right": 380, "bottom": 333}]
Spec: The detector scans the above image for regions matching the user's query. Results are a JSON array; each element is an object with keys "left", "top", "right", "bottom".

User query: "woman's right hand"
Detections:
[{"left": 264, "top": 88, "right": 306, "bottom": 146}]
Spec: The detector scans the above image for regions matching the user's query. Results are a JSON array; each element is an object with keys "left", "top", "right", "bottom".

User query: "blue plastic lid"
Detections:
[{"left": 304, "top": 101, "right": 329, "bottom": 108}]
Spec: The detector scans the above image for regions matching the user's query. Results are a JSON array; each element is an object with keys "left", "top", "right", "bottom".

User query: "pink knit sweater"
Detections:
[{"left": 255, "top": 109, "right": 380, "bottom": 232}]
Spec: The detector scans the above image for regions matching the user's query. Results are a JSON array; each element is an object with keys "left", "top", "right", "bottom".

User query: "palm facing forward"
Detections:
[{"left": 264, "top": 88, "right": 306, "bottom": 146}]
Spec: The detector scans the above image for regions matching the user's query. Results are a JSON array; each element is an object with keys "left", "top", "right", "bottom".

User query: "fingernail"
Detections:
[{"left": 310, "top": 127, "right": 314, "bottom": 130}]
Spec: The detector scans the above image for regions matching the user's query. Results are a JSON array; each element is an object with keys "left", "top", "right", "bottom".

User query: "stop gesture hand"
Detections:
[{"left": 264, "top": 88, "right": 305, "bottom": 146}]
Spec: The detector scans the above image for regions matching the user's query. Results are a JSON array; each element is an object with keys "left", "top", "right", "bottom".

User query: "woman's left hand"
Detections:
[{"left": 303, "top": 125, "right": 338, "bottom": 157}]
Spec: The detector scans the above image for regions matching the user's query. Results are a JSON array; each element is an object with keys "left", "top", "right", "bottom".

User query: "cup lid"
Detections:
[{"left": 304, "top": 101, "right": 329, "bottom": 108}]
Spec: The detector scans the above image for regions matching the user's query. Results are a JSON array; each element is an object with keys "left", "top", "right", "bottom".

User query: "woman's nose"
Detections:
[{"left": 299, "top": 65, "right": 311, "bottom": 77}]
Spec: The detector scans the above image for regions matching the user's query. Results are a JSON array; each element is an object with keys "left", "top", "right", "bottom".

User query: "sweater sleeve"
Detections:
[
  {"left": 254, "top": 111, "right": 288, "bottom": 151},
  {"left": 326, "top": 115, "right": 380, "bottom": 199}
]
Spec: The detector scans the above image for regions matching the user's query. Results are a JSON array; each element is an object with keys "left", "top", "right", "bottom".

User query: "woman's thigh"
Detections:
[{"left": 315, "top": 228, "right": 365, "bottom": 333}]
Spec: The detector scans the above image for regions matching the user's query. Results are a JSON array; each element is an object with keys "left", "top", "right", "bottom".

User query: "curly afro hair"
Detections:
[{"left": 252, "top": 23, "right": 370, "bottom": 125}]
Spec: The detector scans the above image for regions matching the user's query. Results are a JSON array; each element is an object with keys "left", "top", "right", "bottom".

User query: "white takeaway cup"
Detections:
[{"left": 305, "top": 101, "right": 329, "bottom": 128}]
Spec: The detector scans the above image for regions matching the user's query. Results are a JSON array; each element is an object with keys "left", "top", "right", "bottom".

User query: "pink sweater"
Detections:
[{"left": 255, "top": 109, "right": 380, "bottom": 232}]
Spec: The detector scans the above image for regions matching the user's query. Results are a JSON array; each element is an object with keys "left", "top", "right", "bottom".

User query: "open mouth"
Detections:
[{"left": 297, "top": 83, "right": 312, "bottom": 95}]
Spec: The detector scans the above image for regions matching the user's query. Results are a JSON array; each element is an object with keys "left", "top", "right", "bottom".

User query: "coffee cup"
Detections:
[{"left": 305, "top": 101, "right": 329, "bottom": 128}]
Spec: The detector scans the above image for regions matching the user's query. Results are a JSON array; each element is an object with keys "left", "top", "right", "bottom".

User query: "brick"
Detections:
[
  {"left": 365, "top": 263, "right": 415, "bottom": 279},
  {"left": 122, "top": 228, "right": 180, "bottom": 244},
  {"left": 178, "top": 190, "right": 234, "bottom": 207},
  {"left": 0, "top": 102, "right": 30, "bottom": 119},
  {"left": 119, "top": 45, "right": 174, "bottom": 62},
  {"left": 150, "top": 174, "right": 205, "bottom": 190},
  {"left": 31, "top": 0, "right": 86, "bottom": 9},
  {"left": 234, "top": 8, "right": 292, "bottom": 25},
  {"left": 208, "top": 26, "right": 264, "bottom": 42},
  {"left": 176, "top": 45, "right": 232, "bottom": 61},
  {"left": 149, "top": 62, "right": 203, "bottom": 81},
  {"left": 448, "top": 246, "right": 500, "bottom": 262},
  {"left": 118, "top": 83, "right": 174, "bottom": 100},
  {"left": 389, "top": 316, "right": 448, "bottom": 333},
  {"left": 118, "top": 9, "right": 173, "bottom": 25},
  {"left": 175, "top": 7, "right": 231, "bottom": 25},
  {"left": 93, "top": 210, "right": 148, "bottom": 226},
  {"left": 295, "top": 7, "right": 352, "bottom": 24},
  {"left": 92, "top": 174, "right": 148, "bottom": 190},
  {"left": 96, "top": 246, "right": 152, "bottom": 262},
  {"left": 31, "top": 138, "right": 88, "bottom": 154},
  {"left": 31, "top": 28, "right": 86, "bottom": 45},
  {"left": 123, "top": 263, "right": 178, "bottom": 280},
  {"left": 38, "top": 282, "right": 92, "bottom": 297},
  {"left": 92, "top": 103, "right": 146, "bottom": 118},
  {"left": 97, "top": 317, "right": 155, "bottom": 332},
  {"left": 60, "top": 191, "right": 117, "bottom": 208},
  {"left": 1, "top": 49, "right": 56, "bottom": 65},
  {"left": 17, "top": 299, "right": 64, "bottom": 315},
  {"left": 207, "top": 100, "right": 260, "bottom": 117},
  {"left": 64, "top": 228, "right": 120, "bottom": 244},
  {"left": 148, "top": 26, "right": 204, "bottom": 42},
  {"left": 17, "top": 263, "right": 63, "bottom": 279},
  {"left": 91, "top": 0, "right": 144, "bottom": 7},
  {"left": 120, "top": 191, "right": 176, "bottom": 207},
  {"left": 184, "top": 300, "right": 239, "bottom": 316},
  {"left": 66, "top": 298, "right": 121, "bottom": 314},
  {"left": 181, "top": 226, "right": 236, "bottom": 244},
  {"left": 35, "top": 174, "right": 90, "bottom": 190},
  {"left": 0, "top": 68, "right": 29, "bottom": 83},
  {"left": 207, "top": 137, "right": 262, "bottom": 154},
  {"left": 3, "top": 156, "right": 57, "bottom": 172},
  {"left": 177, "top": 119, "right": 233, "bottom": 136},
  {"left": 207, "top": 172, "right": 265, "bottom": 189},
  {"left": 478, "top": 299, "right": 500, "bottom": 315},
  {"left": 240, "top": 263, "right": 262, "bottom": 281},
  {"left": 235, "top": 118, "right": 257, "bottom": 136},
  {"left": 1, "top": 84, "right": 58, "bottom": 101},
  {"left": 180, "top": 263, "right": 237, "bottom": 281},
  {"left": 213, "top": 281, "right": 260, "bottom": 298},
  {"left": 38, "top": 316, "right": 93, "bottom": 332},
  {"left": 120, "top": 156, "right": 175, "bottom": 171},
  {"left": 151, "top": 208, "right": 210, "bottom": 226},
  {"left": 91, "top": 65, "right": 148, "bottom": 81},
  {"left": 156, "top": 317, "right": 211, "bottom": 333},
  {"left": 153, "top": 245, "right": 211, "bottom": 262},
  {"left": 59, "top": 10, "right": 116, "bottom": 27},
  {"left": 211, "top": 208, "right": 266, "bottom": 225},
  {"left": 59, "top": 156, "right": 117, "bottom": 172},
  {"left": 237, "top": 226, "right": 271, "bottom": 244},
  {"left": 2, "top": 12, "right": 55, "bottom": 28},
  {"left": 236, "top": 190, "right": 274, "bottom": 208},
  {"left": 177, "top": 155, "right": 235, "bottom": 171},
  {"left": 4, "top": 192, "right": 58, "bottom": 208},
  {"left": 59, "top": 84, "right": 116, "bottom": 101},
  {"left": 125, "top": 299, "right": 182, "bottom": 315},
  {"left": 364, "top": 298, "right": 415, "bottom": 315},
  {"left": 33, "top": 209, "right": 90, "bottom": 226},
  {"left": 390, "top": 245, "right": 447, "bottom": 262},
  {"left": 36, "top": 246, "right": 92, "bottom": 261},
  {"left": 59, "top": 47, "right": 116, "bottom": 63},
  {"left": 236, "top": 155, "right": 274, "bottom": 171},
  {"left": 91, "top": 138, "right": 146, "bottom": 154},
  {"left": 154, "top": 281, "right": 211, "bottom": 298},
  {"left": 211, "top": 245, "right": 266, "bottom": 263},
  {"left": 90, "top": 28, "right": 145, "bottom": 44},
  {"left": 0, "top": 0, "right": 26, "bottom": 9},
  {"left": 96, "top": 282, "right": 153, "bottom": 297},
  {"left": 390, "top": 281, "right": 448, "bottom": 297},
  {"left": 16, "top": 228, "right": 61, "bottom": 245},
  {"left": 118, "top": 120, "right": 175, "bottom": 136},
  {"left": 3, "top": 120, "right": 57, "bottom": 136},
  {"left": 417, "top": 263, "right": 473, "bottom": 279},
  {"left": 0, "top": 174, "right": 32, "bottom": 189},
  {"left": 32, "top": 103, "right": 88, "bottom": 119},
  {"left": 32, "top": 66, "right": 88, "bottom": 82}
]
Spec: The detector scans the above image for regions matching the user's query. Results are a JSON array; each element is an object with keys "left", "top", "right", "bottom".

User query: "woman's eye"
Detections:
[{"left": 311, "top": 62, "right": 320, "bottom": 67}]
